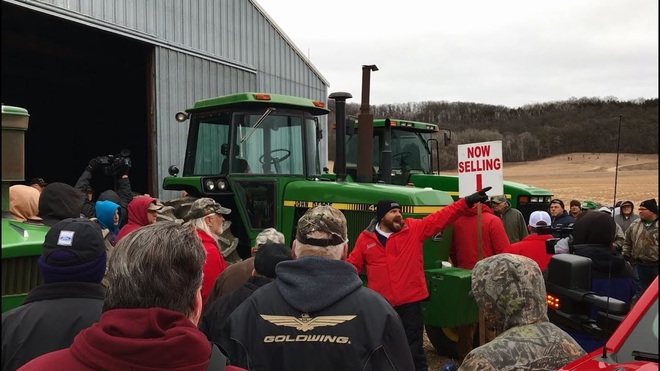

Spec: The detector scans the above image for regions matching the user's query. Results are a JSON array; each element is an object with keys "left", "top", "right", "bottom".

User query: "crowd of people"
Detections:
[{"left": 3, "top": 161, "right": 658, "bottom": 370}]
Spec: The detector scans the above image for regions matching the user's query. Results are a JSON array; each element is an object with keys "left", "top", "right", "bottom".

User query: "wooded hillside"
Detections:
[{"left": 326, "top": 97, "right": 658, "bottom": 171}]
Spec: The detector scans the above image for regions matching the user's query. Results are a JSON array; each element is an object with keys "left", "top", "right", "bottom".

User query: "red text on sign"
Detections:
[
  {"left": 467, "top": 145, "right": 491, "bottom": 158},
  {"left": 457, "top": 158, "right": 502, "bottom": 173}
]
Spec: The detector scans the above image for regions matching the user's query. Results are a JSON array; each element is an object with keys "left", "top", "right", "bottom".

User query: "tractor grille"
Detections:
[
  {"left": 344, "top": 209, "right": 377, "bottom": 251},
  {"left": 2, "top": 256, "right": 40, "bottom": 296}
]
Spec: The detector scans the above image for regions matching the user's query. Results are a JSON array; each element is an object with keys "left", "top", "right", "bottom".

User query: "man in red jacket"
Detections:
[
  {"left": 504, "top": 210, "right": 555, "bottom": 271},
  {"left": 186, "top": 197, "right": 231, "bottom": 305},
  {"left": 449, "top": 201, "right": 510, "bottom": 364},
  {"left": 347, "top": 187, "right": 491, "bottom": 371}
]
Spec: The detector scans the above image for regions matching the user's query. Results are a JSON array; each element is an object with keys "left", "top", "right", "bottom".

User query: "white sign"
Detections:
[{"left": 457, "top": 140, "right": 504, "bottom": 197}]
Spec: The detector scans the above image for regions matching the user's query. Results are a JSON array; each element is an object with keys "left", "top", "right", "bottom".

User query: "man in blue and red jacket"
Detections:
[{"left": 347, "top": 187, "right": 491, "bottom": 371}]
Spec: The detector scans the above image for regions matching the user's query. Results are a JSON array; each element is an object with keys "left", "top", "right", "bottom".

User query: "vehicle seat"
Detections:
[{"left": 221, "top": 158, "right": 250, "bottom": 174}]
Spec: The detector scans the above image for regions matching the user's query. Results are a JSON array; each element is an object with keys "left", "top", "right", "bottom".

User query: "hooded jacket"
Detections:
[
  {"left": 9, "top": 185, "right": 40, "bottom": 222},
  {"left": 347, "top": 198, "right": 469, "bottom": 307},
  {"left": 450, "top": 203, "right": 510, "bottom": 270},
  {"left": 200, "top": 275, "right": 272, "bottom": 342},
  {"left": 115, "top": 196, "right": 156, "bottom": 243},
  {"left": 497, "top": 204, "right": 528, "bottom": 243},
  {"left": 94, "top": 200, "right": 120, "bottom": 245},
  {"left": 614, "top": 200, "right": 640, "bottom": 232},
  {"left": 18, "top": 308, "right": 244, "bottom": 370},
  {"left": 573, "top": 244, "right": 636, "bottom": 305},
  {"left": 459, "top": 254, "right": 586, "bottom": 370},
  {"left": 220, "top": 256, "right": 415, "bottom": 370},
  {"left": 37, "top": 182, "right": 86, "bottom": 227}
]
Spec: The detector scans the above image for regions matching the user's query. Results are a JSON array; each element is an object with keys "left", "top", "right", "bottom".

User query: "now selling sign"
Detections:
[{"left": 457, "top": 140, "right": 504, "bottom": 197}]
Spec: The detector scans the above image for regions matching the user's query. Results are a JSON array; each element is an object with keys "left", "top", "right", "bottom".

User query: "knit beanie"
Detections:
[
  {"left": 572, "top": 211, "right": 616, "bottom": 246},
  {"left": 640, "top": 199, "right": 658, "bottom": 215},
  {"left": 37, "top": 218, "right": 107, "bottom": 284},
  {"left": 376, "top": 200, "right": 401, "bottom": 221}
]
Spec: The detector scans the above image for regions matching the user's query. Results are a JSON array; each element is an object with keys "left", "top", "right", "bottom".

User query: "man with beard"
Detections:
[{"left": 347, "top": 187, "right": 491, "bottom": 371}]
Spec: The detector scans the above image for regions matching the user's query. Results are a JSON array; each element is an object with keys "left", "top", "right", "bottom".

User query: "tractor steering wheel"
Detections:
[
  {"left": 259, "top": 149, "right": 292, "bottom": 165},
  {"left": 392, "top": 151, "right": 412, "bottom": 163}
]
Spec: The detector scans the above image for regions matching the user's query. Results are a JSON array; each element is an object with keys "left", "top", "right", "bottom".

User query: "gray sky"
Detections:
[{"left": 255, "top": 0, "right": 658, "bottom": 107}]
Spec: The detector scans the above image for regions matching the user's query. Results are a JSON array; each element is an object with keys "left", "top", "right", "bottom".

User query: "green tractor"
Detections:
[
  {"left": 1, "top": 105, "right": 49, "bottom": 313},
  {"left": 342, "top": 118, "right": 554, "bottom": 221},
  {"left": 339, "top": 117, "right": 554, "bottom": 353},
  {"left": 163, "top": 91, "right": 479, "bottom": 357}
]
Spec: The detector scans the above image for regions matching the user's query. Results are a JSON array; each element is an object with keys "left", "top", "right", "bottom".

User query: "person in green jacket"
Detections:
[{"left": 489, "top": 195, "right": 528, "bottom": 243}]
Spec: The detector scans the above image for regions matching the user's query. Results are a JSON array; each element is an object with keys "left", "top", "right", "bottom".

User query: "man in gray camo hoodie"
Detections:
[{"left": 459, "top": 253, "right": 586, "bottom": 371}]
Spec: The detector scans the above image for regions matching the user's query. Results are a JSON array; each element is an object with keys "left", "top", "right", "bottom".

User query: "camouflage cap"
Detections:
[
  {"left": 185, "top": 197, "right": 231, "bottom": 220},
  {"left": 489, "top": 195, "right": 508, "bottom": 204},
  {"left": 295, "top": 205, "right": 347, "bottom": 247}
]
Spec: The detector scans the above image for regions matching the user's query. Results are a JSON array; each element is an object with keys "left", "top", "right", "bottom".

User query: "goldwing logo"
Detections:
[
  {"left": 260, "top": 313, "right": 356, "bottom": 332},
  {"left": 261, "top": 313, "right": 356, "bottom": 344}
]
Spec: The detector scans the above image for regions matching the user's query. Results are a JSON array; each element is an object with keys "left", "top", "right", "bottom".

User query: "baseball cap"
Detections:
[
  {"left": 489, "top": 195, "right": 508, "bottom": 204},
  {"left": 581, "top": 200, "right": 599, "bottom": 210},
  {"left": 185, "top": 197, "right": 231, "bottom": 220},
  {"left": 38, "top": 218, "right": 107, "bottom": 284},
  {"left": 528, "top": 210, "right": 551, "bottom": 228},
  {"left": 147, "top": 198, "right": 166, "bottom": 211},
  {"left": 296, "top": 205, "right": 347, "bottom": 247},
  {"left": 598, "top": 206, "right": 612, "bottom": 215}
]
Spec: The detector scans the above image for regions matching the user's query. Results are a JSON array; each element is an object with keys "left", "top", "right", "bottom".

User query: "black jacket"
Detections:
[
  {"left": 220, "top": 256, "right": 414, "bottom": 371},
  {"left": 75, "top": 169, "right": 132, "bottom": 227},
  {"left": 200, "top": 275, "right": 272, "bottom": 342},
  {"left": 551, "top": 210, "right": 575, "bottom": 228},
  {"left": 1, "top": 282, "right": 104, "bottom": 371}
]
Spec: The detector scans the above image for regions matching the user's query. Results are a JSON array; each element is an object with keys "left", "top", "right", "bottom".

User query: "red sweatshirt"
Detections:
[
  {"left": 449, "top": 203, "right": 510, "bottom": 269},
  {"left": 19, "top": 308, "right": 245, "bottom": 370}
]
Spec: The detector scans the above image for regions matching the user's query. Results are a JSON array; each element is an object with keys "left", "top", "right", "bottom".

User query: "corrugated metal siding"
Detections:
[
  {"left": 28, "top": 0, "right": 328, "bottom": 85},
  {"left": 153, "top": 47, "right": 257, "bottom": 200},
  {"left": 15, "top": 0, "right": 330, "bottom": 194}
]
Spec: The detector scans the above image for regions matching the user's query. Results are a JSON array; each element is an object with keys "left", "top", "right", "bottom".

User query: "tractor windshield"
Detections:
[
  {"left": 188, "top": 108, "right": 319, "bottom": 176},
  {"left": 345, "top": 127, "right": 432, "bottom": 178}
]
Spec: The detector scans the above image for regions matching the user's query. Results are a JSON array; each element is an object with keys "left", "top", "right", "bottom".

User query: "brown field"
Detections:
[{"left": 500, "top": 152, "right": 658, "bottom": 206}]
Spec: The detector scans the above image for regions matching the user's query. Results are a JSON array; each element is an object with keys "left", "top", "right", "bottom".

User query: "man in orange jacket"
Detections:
[{"left": 347, "top": 187, "right": 491, "bottom": 371}]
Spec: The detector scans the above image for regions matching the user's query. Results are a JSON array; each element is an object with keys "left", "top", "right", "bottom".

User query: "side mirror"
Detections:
[
  {"left": 443, "top": 131, "right": 452, "bottom": 146},
  {"left": 168, "top": 165, "right": 180, "bottom": 177}
]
